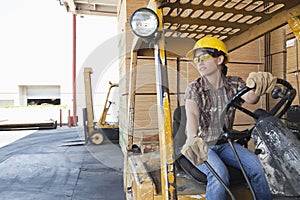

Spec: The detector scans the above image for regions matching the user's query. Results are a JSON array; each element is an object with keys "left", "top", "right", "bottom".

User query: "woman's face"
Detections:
[{"left": 194, "top": 49, "right": 223, "bottom": 77}]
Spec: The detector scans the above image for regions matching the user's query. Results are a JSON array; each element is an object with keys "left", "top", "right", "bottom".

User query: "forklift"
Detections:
[
  {"left": 83, "top": 67, "right": 119, "bottom": 145},
  {"left": 121, "top": 1, "right": 300, "bottom": 199}
]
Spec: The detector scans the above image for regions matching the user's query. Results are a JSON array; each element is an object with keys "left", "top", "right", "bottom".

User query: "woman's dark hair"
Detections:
[{"left": 221, "top": 64, "right": 228, "bottom": 76}]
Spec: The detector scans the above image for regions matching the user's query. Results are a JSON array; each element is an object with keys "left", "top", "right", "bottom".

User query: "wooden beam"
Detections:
[{"left": 226, "top": 4, "right": 300, "bottom": 52}]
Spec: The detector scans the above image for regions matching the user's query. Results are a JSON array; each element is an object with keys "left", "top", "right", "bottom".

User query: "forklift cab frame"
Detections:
[{"left": 123, "top": 1, "right": 300, "bottom": 199}]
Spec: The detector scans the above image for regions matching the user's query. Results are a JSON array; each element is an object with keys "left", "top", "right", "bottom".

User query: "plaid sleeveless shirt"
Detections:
[{"left": 185, "top": 75, "right": 246, "bottom": 142}]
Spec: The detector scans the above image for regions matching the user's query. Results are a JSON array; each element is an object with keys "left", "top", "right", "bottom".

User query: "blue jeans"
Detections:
[{"left": 197, "top": 142, "right": 272, "bottom": 200}]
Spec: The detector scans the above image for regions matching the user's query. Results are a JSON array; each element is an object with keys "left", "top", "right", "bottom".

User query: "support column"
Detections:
[{"left": 72, "top": 14, "right": 77, "bottom": 125}]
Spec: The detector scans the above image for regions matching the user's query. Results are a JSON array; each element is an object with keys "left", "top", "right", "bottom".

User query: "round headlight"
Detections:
[{"left": 130, "top": 8, "right": 159, "bottom": 38}]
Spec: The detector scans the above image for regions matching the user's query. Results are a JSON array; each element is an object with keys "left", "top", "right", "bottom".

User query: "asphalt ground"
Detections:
[{"left": 0, "top": 127, "right": 124, "bottom": 200}]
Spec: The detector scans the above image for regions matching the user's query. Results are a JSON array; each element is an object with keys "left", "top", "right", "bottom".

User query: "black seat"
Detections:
[{"left": 172, "top": 106, "right": 246, "bottom": 185}]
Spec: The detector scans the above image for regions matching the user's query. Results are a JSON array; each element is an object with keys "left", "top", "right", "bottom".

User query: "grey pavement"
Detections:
[{"left": 0, "top": 127, "right": 124, "bottom": 200}]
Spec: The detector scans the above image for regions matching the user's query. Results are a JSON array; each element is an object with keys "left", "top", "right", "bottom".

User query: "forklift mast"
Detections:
[{"left": 98, "top": 81, "right": 119, "bottom": 126}]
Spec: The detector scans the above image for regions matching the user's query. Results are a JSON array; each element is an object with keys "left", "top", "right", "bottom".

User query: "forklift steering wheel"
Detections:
[{"left": 222, "top": 78, "right": 296, "bottom": 137}]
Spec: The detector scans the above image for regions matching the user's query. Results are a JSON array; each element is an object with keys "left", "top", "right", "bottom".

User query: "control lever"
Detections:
[{"left": 272, "top": 87, "right": 283, "bottom": 99}]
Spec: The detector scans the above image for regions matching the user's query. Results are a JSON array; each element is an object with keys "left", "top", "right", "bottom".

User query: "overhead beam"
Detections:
[
  {"left": 74, "top": 0, "right": 118, "bottom": 6},
  {"left": 226, "top": 4, "right": 300, "bottom": 52},
  {"left": 73, "top": 3, "right": 117, "bottom": 15},
  {"left": 64, "top": 0, "right": 76, "bottom": 12},
  {"left": 62, "top": 0, "right": 117, "bottom": 16}
]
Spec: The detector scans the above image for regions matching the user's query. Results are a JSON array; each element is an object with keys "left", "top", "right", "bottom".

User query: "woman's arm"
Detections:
[{"left": 185, "top": 99, "right": 200, "bottom": 139}]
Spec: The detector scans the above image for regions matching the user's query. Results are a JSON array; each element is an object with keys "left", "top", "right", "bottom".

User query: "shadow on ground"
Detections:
[{"left": 0, "top": 127, "right": 124, "bottom": 200}]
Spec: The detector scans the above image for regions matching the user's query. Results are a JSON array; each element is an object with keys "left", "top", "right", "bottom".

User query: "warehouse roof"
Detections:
[
  {"left": 60, "top": 0, "right": 300, "bottom": 54},
  {"left": 161, "top": 0, "right": 300, "bottom": 52}
]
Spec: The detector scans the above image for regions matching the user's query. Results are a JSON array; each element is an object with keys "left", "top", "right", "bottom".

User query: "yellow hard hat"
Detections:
[{"left": 186, "top": 36, "right": 230, "bottom": 63}]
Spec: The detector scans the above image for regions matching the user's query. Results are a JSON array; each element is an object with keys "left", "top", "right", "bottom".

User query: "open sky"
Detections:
[{"left": 0, "top": 0, "right": 118, "bottom": 91}]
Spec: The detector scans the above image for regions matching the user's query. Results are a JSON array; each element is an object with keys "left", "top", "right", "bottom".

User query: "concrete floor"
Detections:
[
  {"left": 0, "top": 127, "right": 124, "bottom": 200},
  {"left": 1, "top": 127, "right": 299, "bottom": 200}
]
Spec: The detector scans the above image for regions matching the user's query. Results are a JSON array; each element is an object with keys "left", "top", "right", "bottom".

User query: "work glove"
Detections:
[
  {"left": 181, "top": 136, "right": 208, "bottom": 166},
  {"left": 246, "top": 72, "right": 277, "bottom": 96}
]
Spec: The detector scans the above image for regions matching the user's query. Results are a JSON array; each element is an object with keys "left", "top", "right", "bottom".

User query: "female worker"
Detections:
[{"left": 181, "top": 36, "right": 274, "bottom": 200}]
